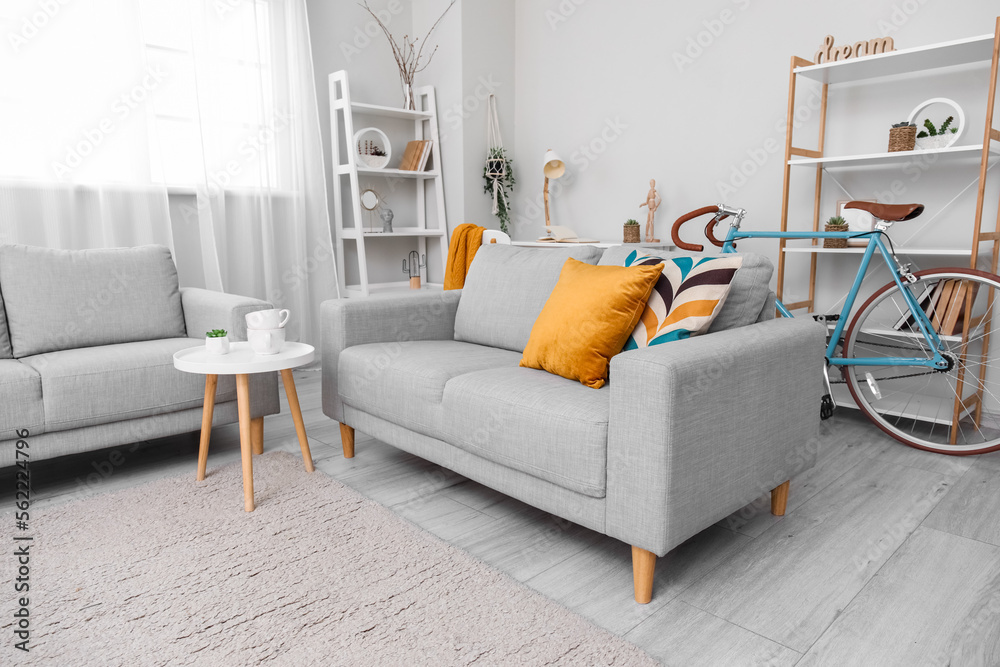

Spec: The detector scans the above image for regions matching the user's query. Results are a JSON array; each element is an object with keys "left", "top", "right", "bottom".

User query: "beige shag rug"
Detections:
[{"left": 3, "top": 451, "right": 656, "bottom": 666}]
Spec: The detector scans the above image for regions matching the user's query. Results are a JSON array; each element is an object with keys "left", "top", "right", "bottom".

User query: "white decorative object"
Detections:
[
  {"left": 205, "top": 335, "right": 230, "bottom": 355},
  {"left": 907, "top": 97, "right": 964, "bottom": 150},
  {"left": 246, "top": 308, "right": 290, "bottom": 330},
  {"left": 353, "top": 127, "right": 391, "bottom": 168},
  {"left": 248, "top": 328, "right": 286, "bottom": 355}
]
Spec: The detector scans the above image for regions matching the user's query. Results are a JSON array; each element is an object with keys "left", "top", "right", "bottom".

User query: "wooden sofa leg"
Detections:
[
  {"left": 632, "top": 546, "right": 656, "bottom": 604},
  {"left": 771, "top": 480, "right": 790, "bottom": 516},
  {"left": 339, "top": 423, "right": 355, "bottom": 458}
]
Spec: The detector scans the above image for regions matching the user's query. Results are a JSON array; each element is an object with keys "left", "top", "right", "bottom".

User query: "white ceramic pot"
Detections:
[
  {"left": 205, "top": 336, "right": 230, "bottom": 355},
  {"left": 915, "top": 134, "right": 955, "bottom": 150}
]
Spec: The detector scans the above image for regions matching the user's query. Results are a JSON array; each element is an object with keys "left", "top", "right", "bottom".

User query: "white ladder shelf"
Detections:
[{"left": 328, "top": 70, "right": 449, "bottom": 298}]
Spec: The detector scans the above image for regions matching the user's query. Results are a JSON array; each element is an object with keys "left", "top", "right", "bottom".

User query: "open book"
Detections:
[{"left": 536, "top": 225, "right": 600, "bottom": 243}]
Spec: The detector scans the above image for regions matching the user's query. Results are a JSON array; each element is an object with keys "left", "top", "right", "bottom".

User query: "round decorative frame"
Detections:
[
  {"left": 353, "top": 127, "right": 391, "bottom": 168},
  {"left": 906, "top": 97, "right": 964, "bottom": 150}
]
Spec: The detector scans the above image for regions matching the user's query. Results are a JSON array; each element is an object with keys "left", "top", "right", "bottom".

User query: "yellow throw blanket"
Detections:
[{"left": 444, "top": 223, "right": 486, "bottom": 290}]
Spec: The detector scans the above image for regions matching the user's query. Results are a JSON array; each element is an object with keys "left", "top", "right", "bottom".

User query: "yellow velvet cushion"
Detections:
[{"left": 520, "top": 258, "right": 664, "bottom": 388}]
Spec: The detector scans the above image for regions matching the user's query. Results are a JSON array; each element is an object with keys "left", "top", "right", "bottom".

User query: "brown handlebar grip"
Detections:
[
  {"left": 671, "top": 205, "right": 721, "bottom": 252},
  {"left": 705, "top": 215, "right": 730, "bottom": 248}
]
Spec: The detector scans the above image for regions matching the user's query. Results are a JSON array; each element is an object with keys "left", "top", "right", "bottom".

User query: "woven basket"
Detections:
[
  {"left": 623, "top": 225, "right": 640, "bottom": 243},
  {"left": 824, "top": 223, "right": 849, "bottom": 248},
  {"left": 888, "top": 126, "right": 916, "bottom": 152}
]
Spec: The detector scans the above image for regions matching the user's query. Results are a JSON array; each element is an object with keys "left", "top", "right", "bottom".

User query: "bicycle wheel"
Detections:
[{"left": 841, "top": 268, "right": 1000, "bottom": 455}]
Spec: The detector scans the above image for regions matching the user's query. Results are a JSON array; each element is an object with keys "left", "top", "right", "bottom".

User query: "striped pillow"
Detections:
[{"left": 622, "top": 252, "right": 743, "bottom": 350}]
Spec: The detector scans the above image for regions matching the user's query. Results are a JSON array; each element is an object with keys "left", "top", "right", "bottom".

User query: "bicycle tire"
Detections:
[{"left": 841, "top": 268, "right": 1000, "bottom": 455}]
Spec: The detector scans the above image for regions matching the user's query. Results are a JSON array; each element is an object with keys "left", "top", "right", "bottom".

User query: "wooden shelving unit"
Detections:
[
  {"left": 328, "top": 70, "right": 449, "bottom": 298},
  {"left": 777, "top": 20, "right": 1000, "bottom": 313},
  {"left": 777, "top": 20, "right": 1000, "bottom": 441}
]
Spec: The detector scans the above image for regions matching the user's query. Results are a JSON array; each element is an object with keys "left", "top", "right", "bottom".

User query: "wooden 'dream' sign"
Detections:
[{"left": 814, "top": 35, "right": 895, "bottom": 64}]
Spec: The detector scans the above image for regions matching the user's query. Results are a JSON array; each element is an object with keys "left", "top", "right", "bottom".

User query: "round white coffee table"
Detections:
[{"left": 173, "top": 341, "right": 316, "bottom": 512}]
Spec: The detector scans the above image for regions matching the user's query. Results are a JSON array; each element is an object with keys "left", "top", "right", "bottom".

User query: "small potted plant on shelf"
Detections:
[
  {"left": 888, "top": 121, "right": 916, "bottom": 152},
  {"left": 624, "top": 218, "right": 640, "bottom": 243},
  {"left": 916, "top": 116, "right": 958, "bottom": 150},
  {"left": 824, "top": 215, "right": 848, "bottom": 248},
  {"left": 205, "top": 329, "right": 230, "bottom": 355}
]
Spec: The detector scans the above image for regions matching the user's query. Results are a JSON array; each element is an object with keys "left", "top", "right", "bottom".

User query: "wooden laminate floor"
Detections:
[{"left": 4, "top": 371, "right": 1000, "bottom": 666}]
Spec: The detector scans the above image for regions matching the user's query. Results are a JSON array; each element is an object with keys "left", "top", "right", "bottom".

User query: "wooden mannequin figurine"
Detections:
[{"left": 640, "top": 179, "right": 661, "bottom": 243}]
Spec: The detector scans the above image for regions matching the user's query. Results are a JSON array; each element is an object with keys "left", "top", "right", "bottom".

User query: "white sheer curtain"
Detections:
[{"left": 0, "top": 0, "right": 338, "bottom": 345}]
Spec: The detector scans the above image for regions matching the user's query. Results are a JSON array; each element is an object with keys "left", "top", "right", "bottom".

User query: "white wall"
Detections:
[{"left": 510, "top": 0, "right": 1000, "bottom": 310}]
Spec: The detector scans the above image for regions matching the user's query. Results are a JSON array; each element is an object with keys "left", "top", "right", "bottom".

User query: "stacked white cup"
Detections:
[{"left": 245, "top": 309, "right": 289, "bottom": 355}]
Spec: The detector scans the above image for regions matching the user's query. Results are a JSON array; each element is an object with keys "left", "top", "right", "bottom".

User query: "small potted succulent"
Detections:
[
  {"left": 888, "top": 121, "right": 916, "bottom": 152},
  {"left": 624, "top": 218, "right": 640, "bottom": 243},
  {"left": 824, "top": 215, "right": 849, "bottom": 248},
  {"left": 916, "top": 116, "right": 958, "bottom": 150},
  {"left": 205, "top": 329, "right": 230, "bottom": 355}
]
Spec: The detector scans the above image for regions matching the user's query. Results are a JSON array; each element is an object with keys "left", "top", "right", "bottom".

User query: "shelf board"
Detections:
[
  {"left": 782, "top": 246, "right": 972, "bottom": 256},
  {"left": 788, "top": 143, "right": 999, "bottom": 168},
  {"left": 343, "top": 281, "right": 444, "bottom": 298},
  {"left": 349, "top": 101, "right": 434, "bottom": 120},
  {"left": 341, "top": 228, "right": 445, "bottom": 239},
  {"left": 828, "top": 383, "right": 972, "bottom": 426},
  {"left": 342, "top": 166, "right": 439, "bottom": 179},
  {"left": 794, "top": 33, "right": 996, "bottom": 85}
]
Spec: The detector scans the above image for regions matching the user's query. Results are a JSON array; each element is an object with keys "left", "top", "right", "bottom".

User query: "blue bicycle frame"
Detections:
[{"left": 718, "top": 225, "right": 950, "bottom": 371}]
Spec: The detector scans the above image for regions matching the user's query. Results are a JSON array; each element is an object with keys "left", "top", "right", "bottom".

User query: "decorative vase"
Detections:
[
  {"left": 623, "top": 225, "right": 640, "bottom": 243},
  {"left": 205, "top": 335, "right": 230, "bottom": 355},
  {"left": 823, "top": 224, "right": 849, "bottom": 248},
  {"left": 887, "top": 126, "right": 915, "bottom": 152},
  {"left": 402, "top": 82, "right": 415, "bottom": 111}
]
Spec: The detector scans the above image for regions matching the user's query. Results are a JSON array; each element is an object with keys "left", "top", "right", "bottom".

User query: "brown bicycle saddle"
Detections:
[{"left": 844, "top": 201, "right": 924, "bottom": 222}]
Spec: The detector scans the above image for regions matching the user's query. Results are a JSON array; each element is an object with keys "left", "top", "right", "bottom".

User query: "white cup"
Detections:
[
  {"left": 247, "top": 327, "right": 285, "bottom": 355},
  {"left": 246, "top": 309, "right": 290, "bottom": 330}
]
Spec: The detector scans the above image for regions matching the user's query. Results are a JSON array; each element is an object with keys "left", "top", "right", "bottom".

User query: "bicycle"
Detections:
[{"left": 671, "top": 201, "right": 1000, "bottom": 456}]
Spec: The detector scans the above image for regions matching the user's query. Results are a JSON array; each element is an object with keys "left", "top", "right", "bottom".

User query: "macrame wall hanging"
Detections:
[{"left": 482, "top": 94, "right": 515, "bottom": 234}]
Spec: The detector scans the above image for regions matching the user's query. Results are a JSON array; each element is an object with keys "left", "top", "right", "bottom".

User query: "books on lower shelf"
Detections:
[
  {"left": 892, "top": 279, "right": 979, "bottom": 336},
  {"left": 399, "top": 140, "right": 433, "bottom": 171}
]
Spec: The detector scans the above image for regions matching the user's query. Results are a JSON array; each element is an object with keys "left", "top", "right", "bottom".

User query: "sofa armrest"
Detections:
[
  {"left": 180, "top": 287, "right": 272, "bottom": 341},
  {"left": 321, "top": 291, "right": 462, "bottom": 422},
  {"left": 605, "top": 317, "right": 826, "bottom": 555}
]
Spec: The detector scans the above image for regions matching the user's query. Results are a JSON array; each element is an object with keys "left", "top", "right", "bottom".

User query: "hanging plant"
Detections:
[
  {"left": 482, "top": 95, "right": 515, "bottom": 235},
  {"left": 483, "top": 147, "right": 515, "bottom": 235}
]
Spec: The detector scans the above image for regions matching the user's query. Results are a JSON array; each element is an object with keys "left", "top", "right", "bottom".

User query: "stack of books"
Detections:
[
  {"left": 399, "top": 140, "right": 433, "bottom": 171},
  {"left": 893, "top": 279, "right": 979, "bottom": 336}
]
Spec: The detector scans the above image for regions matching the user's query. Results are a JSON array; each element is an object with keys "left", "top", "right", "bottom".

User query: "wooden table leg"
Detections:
[
  {"left": 236, "top": 373, "right": 255, "bottom": 512},
  {"left": 196, "top": 374, "right": 218, "bottom": 481},
  {"left": 251, "top": 417, "right": 264, "bottom": 455},
  {"left": 280, "top": 369, "right": 315, "bottom": 473}
]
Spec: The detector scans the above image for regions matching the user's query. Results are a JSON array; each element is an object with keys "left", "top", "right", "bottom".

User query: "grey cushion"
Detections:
[
  {"left": 19, "top": 338, "right": 236, "bottom": 433},
  {"left": 0, "top": 244, "right": 187, "bottom": 357},
  {"left": 339, "top": 340, "right": 521, "bottom": 439},
  {"left": 454, "top": 244, "right": 604, "bottom": 353},
  {"left": 0, "top": 360, "right": 44, "bottom": 440},
  {"left": 598, "top": 246, "right": 773, "bottom": 332},
  {"left": 441, "top": 367, "right": 610, "bottom": 498},
  {"left": 0, "top": 287, "right": 11, "bottom": 359}
]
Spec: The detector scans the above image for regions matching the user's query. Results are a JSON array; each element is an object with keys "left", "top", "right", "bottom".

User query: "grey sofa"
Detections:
[
  {"left": 0, "top": 244, "right": 278, "bottom": 468},
  {"left": 322, "top": 244, "right": 825, "bottom": 603}
]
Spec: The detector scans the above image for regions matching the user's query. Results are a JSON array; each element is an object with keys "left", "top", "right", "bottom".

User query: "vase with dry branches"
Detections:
[{"left": 360, "top": 1, "right": 455, "bottom": 111}]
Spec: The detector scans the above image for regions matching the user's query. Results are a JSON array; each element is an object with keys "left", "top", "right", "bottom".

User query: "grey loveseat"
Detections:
[
  {"left": 0, "top": 244, "right": 278, "bottom": 468},
  {"left": 322, "top": 244, "right": 824, "bottom": 603}
]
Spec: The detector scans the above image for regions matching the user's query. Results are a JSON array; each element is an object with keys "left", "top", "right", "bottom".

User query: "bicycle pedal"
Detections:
[
  {"left": 865, "top": 372, "right": 883, "bottom": 400},
  {"left": 820, "top": 394, "right": 834, "bottom": 420},
  {"left": 812, "top": 313, "right": 840, "bottom": 323}
]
